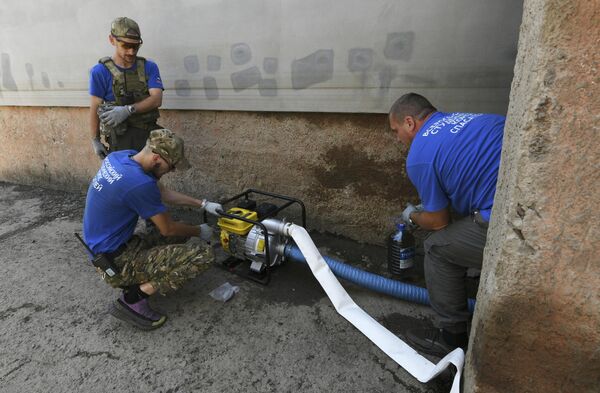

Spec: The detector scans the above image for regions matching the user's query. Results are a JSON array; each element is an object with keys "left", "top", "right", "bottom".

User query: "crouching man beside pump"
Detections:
[
  {"left": 388, "top": 93, "right": 505, "bottom": 356},
  {"left": 82, "top": 129, "right": 223, "bottom": 330}
]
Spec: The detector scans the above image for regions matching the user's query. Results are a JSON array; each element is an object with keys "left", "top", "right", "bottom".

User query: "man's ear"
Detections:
[
  {"left": 150, "top": 152, "right": 161, "bottom": 164},
  {"left": 404, "top": 115, "right": 415, "bottom": 130}
]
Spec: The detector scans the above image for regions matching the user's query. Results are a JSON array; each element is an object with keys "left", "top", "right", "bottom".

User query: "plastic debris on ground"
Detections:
[{"left": 209, "top": 282, "right": 240, "bottom": 302}]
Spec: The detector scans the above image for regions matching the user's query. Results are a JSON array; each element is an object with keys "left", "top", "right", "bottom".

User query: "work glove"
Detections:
[
  {"left": 199, "top": 223, "right": 213, "bottom": 242},
  {"left": 99, "top": 105, "right": 131, "bottom": 127},
  {"left": 204, "top": 201, "right": 224, "bottom": 216},
  {"left": 401, "top": 203, "right": 423, "bottom": 230},
  {"left": 91, "top": 137, "right": 108, "bottom": 159}
]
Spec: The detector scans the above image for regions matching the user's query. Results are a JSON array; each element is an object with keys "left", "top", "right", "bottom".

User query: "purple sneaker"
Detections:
[{"left": 109, "top": 294, "right": 167, "bottom": 330}]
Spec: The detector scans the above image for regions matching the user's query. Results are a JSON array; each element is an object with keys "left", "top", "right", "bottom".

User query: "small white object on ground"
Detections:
[{"left": 209, "top": 282, "right": 240, "bottom": 302}]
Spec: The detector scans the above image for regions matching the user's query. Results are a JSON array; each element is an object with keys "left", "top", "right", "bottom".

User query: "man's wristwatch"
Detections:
[
  {"left": 126, "top": 105, "right": 136, "bottom": 114},
  {"left": 408, "top": 213, "right": 416, "bottom": 227}
]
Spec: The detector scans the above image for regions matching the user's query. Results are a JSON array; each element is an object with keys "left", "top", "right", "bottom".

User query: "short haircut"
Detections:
[{"left": 389, "top": 93, "right": 437, "bottom": 121}]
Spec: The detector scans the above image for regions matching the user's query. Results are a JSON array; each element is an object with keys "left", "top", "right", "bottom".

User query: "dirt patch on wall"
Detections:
[{"left": 312, "top": 144, "right": 416, "bottom": 200}]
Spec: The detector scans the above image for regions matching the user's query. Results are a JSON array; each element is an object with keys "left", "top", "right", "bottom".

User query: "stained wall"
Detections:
[{"left": 0, "top": 107, "right": 416, "bottom": 244}]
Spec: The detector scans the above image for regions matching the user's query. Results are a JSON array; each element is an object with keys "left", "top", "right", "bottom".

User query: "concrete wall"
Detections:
[
  {"left": 0, "top": 0, "right": 522, "bottom": 114},
  {"left": 0, "top": 1, "right": 522, "bottom": 244},
  {"left": 0, "top": 107, "right": 416, "bottom": 244},
  {"left": 465, "top": 0, "right": 600, "bottom": 391}
]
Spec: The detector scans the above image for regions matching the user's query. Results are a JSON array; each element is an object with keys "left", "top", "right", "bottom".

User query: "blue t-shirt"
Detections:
[
  {"left": 89, "top": 58, "right": 163, "bottom": 101},
  {"left": 82, "top": 150, "right": 167, "bottom": 254},
  {"left": 406, "top": 112, "right": 505, "bottom": 221}
]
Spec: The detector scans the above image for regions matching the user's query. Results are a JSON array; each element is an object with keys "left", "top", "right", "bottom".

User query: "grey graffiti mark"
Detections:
[
  {"left": 231, "top": 43, "right": 252, "bottom": 65},
  {"left": 207, "top": 55, "right": 221, "bottom": 71},
  {"left": 259, "top": 79, "right": 277, "bottom": 97},
  {"left": 383, "top": 32, "right": 415, "bottom": 61},
  {"left": 25, "top": 63, "right": 34, "bottom": 78},
  {"left": 347, "top": 48, "right": 374, "bottom": 72},
  {"left": 203, "top": 77, "right": 219, "bottom": 100},
  {"left": 378, "top": 66, "right": 396, "bottom": 89},
  {"left": 175, "top": 80, "right": 191, "bottom": 96},
  {"left": 25, "top": 63, "right": 34, "bottom": 90},
  {"left": 263, "top": 57, "right": 278, "bottom": 74},
  {"left": 184, "top": 55, "right": 200, "bottom": 73},
  {"left": 57, "top": 81, "right": 64, "bottom": 88},
  {"left": 1, "top": 53, "right": 18, "bottom": 91},
  {"left": 231, "top": 66, "right": 261, "bottom": 92},
  {"left": 400, "top": 74, "right": 436, "bottom": 87},
  {"left": 41, "top": 72, "right": 50, "bottom": 89},
  {"left": 291, "top": 49, "right": 334, "bottom": 90}
]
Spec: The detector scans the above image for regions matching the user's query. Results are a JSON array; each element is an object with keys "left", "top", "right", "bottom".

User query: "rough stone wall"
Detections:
[
  {"left": 465, "top": 0, "right": 599, "bottom": 391},
  {"left": 0, "top": 107, "right": 417, "bottom": 244}
]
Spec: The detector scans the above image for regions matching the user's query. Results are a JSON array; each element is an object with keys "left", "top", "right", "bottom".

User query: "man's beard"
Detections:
[{"left": 122, "top": 55, "right": 136, "bottom": 65}]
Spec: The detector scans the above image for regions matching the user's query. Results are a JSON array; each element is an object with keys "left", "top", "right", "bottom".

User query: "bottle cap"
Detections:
[{"left": 396, "top": 223, "right": 405, "bottom": 231}]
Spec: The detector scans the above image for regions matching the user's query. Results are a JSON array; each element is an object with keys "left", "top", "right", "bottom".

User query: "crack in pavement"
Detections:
[
  {"left": 71, "top": 350, "right": 120, "bottom": 361},
  {"left": 0, "top": 359, "right": 32, "bottom": 381},
  {"left": 0, "top": 303, "right": 46, "bottom": 321}
]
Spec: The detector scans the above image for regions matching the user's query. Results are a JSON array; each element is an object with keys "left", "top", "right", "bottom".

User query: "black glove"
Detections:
[{"left": 91, "top": 137, "right": 107, "bottom": 159}]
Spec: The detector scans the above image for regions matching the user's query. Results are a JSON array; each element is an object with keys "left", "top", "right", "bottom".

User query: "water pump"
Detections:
[{"left": 212, "top": 189, "right": 305, "bottom": 284}]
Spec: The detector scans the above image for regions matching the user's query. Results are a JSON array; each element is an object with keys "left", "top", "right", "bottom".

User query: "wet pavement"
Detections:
[{"left": 0, "top": 181, "right": 456, "bottom": 393}]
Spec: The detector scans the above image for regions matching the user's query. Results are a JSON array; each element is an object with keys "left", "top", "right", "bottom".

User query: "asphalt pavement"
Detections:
[{"left": 0, "top": 181, "right": 452, "bottom": 393}]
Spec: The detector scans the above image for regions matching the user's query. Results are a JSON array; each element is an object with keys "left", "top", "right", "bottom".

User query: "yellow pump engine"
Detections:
[{"left": 213, "top": 189, "right": 306, "bottom": 284}]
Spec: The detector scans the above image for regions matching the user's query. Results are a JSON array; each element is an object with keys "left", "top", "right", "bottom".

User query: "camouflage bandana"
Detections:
[
  {"left": 146, "top": 129, "right": 191, "bottom": 169},
  {"left": 98, "top": 103, "right": 127, "bottom": 136},
  {"left": 111, "top": 17, "right": 142, "bottom": 42}
]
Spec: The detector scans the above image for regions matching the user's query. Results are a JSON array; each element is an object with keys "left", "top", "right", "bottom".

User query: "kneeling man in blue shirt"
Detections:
[
  {"left": 83, "top": 129, "right": 223, "bottom": 330},
  {"left": 389, "top": 93, "right": 504, "bottom": 356}
]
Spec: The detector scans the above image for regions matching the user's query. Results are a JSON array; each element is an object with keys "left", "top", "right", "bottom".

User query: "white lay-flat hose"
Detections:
[{"left": 285, "top": 223, "right": 464, "bottom": 393}]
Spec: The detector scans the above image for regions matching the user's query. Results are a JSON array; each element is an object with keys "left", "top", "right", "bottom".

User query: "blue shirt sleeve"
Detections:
[
  {"left": 89, "top": 64, "right": 112, "bottom": 99},
  {"left": 122, "top": 181, "right": 167, "bottom": 220},
  {"left": 407, "top": 163, "right": 449, "bottom": 212},
  {"left": 145, "top": 60, "right": 164, "bottom": 90}
]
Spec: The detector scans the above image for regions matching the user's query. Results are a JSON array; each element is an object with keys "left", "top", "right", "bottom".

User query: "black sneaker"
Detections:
[
  {"left": 109, "top": 294, "right": 167, "bottom": 330},
  {"left": 406, "top": 328, "right": 466, "bottom": 358}
]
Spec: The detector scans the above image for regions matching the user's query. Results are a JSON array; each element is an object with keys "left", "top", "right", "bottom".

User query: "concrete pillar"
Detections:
[{"left": 465, "top": 0, "right": 599, "bottom": 391}]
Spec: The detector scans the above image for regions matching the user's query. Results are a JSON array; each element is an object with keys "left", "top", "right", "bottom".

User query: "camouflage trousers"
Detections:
[{"left": 101, "top": 230, "right": 214, "bottom": 295}]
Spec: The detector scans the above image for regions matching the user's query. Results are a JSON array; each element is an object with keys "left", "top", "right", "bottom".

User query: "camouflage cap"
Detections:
[
  {"left": 146, "top": 129, "right": 190, "bottom": 170},
  {"left": 111, "top": 17, "right": 142, "bottom": 42}
]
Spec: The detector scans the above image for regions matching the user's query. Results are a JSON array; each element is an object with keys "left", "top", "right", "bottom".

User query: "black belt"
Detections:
[{"left": 105, "top": 242, "right": 128, "bottom": 260}]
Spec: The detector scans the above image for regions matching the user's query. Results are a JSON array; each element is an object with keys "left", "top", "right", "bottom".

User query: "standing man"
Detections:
[
  {"left": 388, "top": 93, "right": 505, "bottom": 357},
  {"left": 89, "top": 17, "right": 164, "bottom": 159},
  {"left": 83, "top": 129, "right": 223, "bottom": 330}
]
